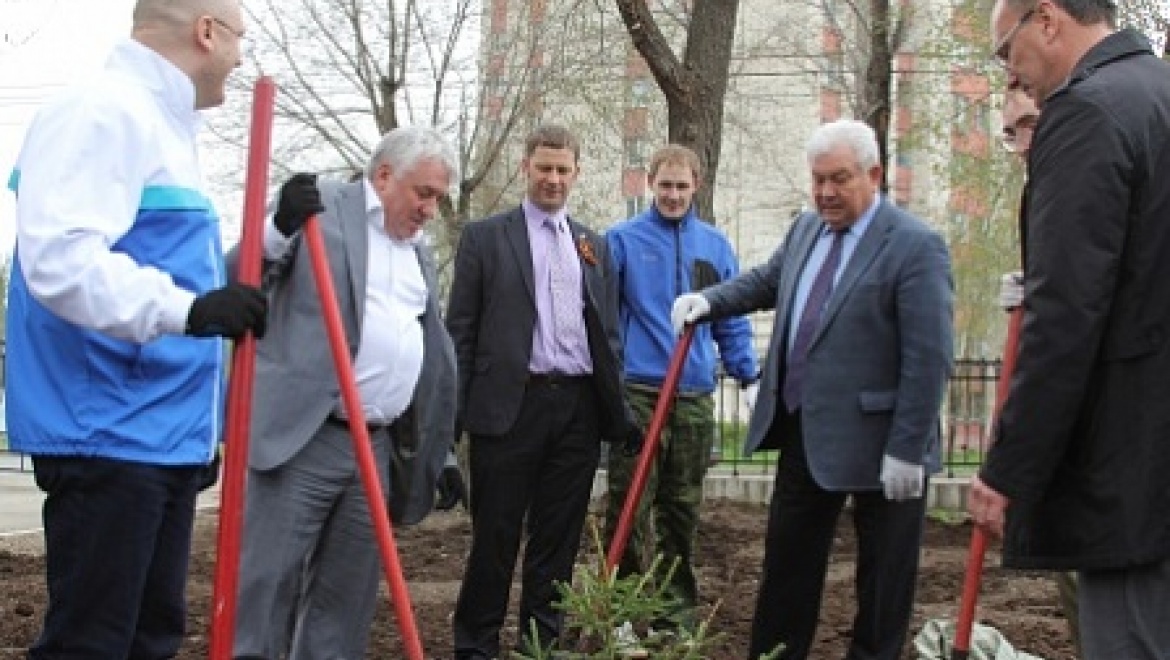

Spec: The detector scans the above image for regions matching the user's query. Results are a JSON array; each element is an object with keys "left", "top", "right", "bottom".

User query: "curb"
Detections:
[{"left": 591, "top": 470, "right": 972, "bottom": 510}]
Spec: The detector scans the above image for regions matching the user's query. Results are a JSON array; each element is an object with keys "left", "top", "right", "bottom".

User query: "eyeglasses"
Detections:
[
  {"left": 209, "top": 16, "right": 252, "bottom": 56},
  {"left": 992, "top": 7, "right": 1036, "bottom": 68}
]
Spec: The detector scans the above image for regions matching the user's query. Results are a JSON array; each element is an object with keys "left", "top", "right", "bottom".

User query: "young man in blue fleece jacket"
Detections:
[{"left": 604, "top": 144, "right": 760, "bottom": 635}]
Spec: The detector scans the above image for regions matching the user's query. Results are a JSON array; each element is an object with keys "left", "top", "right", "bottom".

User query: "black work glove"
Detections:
[
  {"left": 274, "top": 173, "right": 324, "bottom": 237},
  {"left": 186, "top": 282, "right": 268, "bottom": 339},
  {"left": 622, "top": 424, "right": 645, "bottom": 458},
  {"left": 196, "top": 447, "right": 221, "bottom": 492},
  {"left": 435, "top": 464, "right": 468, "bottom": 511}
]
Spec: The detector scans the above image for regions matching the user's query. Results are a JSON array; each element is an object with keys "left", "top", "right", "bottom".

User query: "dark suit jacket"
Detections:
[
  {"left": 703, "top": 199, "right": 954, "bottom": 491},
  {"left": 231, "top": 178, "right": 457, "bottom": 526},
  {"left": 446, "top": 206, "right": 629, "bottom": 441}
]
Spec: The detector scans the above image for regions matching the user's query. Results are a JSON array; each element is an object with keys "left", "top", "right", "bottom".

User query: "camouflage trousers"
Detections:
[{"left": 604, "top": 385, "right": 715, "bottom": 630}]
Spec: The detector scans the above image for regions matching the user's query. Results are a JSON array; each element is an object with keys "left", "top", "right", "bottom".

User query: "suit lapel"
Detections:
[
  {"left": 504, "top": 208, "right": 536, "bottom": 304},
  {"left": 815, "top": 200, "right": 893, "bottom": 342},
  {"left": 414, "top": 243, "right": 440, "bottom": 313},
  {"left": 337, "top": 181, "right": 370, "bottom": 327}
]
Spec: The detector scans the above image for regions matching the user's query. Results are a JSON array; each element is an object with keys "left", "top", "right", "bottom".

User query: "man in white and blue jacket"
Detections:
[
  {"left": 604, "top": 144, "right": 759, "bottom": 633},
  {"left": 4, "top": 1, "right": 266, "bottom": 658}
]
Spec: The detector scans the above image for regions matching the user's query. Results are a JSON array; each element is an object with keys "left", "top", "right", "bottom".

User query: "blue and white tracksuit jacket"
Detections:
[{"left": 5, "top": 38, "right": 225, "bottom": 465}]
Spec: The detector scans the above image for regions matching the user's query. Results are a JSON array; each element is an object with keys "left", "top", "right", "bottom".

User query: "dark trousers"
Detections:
[
  {"left": 29, "top": 456, "right": 201, "bottom": 660},
  {"left": 453, "top": 378, "right": 601, "bottom": 660},
  {"left": 748, "top": 412, "right": 926, "bottom": 660},
  {"left": 1079, "top": 556, "right": 1170, "bottom": 660}
]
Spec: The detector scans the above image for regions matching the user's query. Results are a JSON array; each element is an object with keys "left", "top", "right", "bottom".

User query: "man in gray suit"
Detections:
[
  {"left": 673, "top": 119, "right": 953, "bottom": 660},
  {"left": 232, "top": 126, "right": 458, "bottom": 659},
  {"left": 447, "top": 123, "right": 633, "bottom": 659}
]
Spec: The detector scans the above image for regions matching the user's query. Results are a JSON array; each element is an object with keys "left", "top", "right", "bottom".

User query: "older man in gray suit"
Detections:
[
  {"left": 673, "top": 119, "right": 953, "bottom": 660},
  {"left": 231, "top": 126, "right": 458, "bottom": 660}
]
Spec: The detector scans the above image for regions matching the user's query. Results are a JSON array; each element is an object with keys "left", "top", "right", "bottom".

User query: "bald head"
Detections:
[
  {"left": 130, "top": 0, "right": 245, "bottom": 110},
  {"left": 133, "top": 0, "right": 237, "bottom": 28}
]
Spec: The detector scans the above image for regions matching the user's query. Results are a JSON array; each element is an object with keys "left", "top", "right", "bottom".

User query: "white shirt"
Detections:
[{"left": 264, "top": 180, "right": 426, "bottom": 424}]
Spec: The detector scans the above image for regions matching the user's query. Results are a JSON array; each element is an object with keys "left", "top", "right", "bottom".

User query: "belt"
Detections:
[
  {"left": 526, "top": 372, "right": 590, "bottom": 387},
  {"left": 326, "top": 414, "right": 391, "bottom": 434}
]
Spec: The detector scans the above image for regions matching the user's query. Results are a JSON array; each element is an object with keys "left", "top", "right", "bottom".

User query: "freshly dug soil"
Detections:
[{"left": 0, "top": 499, "right": 1075, "bottom": 659}]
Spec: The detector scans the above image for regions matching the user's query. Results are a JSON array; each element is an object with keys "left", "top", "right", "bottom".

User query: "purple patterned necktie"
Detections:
[
  {"left": 547, "top": 219, "right": 576, "bottom": 337},
  {"left": 782, "top": 229, "right": 845, "bottom": 412}
]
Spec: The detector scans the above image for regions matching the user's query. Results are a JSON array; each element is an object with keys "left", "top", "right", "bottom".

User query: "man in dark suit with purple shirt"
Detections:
[{"left": 446, "top": 122, "right": 632, "bottom": 660}]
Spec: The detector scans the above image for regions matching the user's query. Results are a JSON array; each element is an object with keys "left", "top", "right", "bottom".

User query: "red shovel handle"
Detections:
[
  {"left": 953, "top": 307, "right": 1023, "bottom": 657},
  {"left": 605, "top": 325, "right": 696, "bottom": 573},
  {"left": 209, "top": 76, "right": 274, "bottom": 660}
]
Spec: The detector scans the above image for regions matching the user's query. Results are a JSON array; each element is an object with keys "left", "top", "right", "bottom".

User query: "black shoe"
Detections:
[{"left": 435, "top": 465, "right": 468, "bottom": 511}]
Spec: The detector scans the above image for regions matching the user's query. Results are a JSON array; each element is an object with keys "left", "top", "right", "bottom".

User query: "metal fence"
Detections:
[
  {"left": 0, "top": 358, "right": 1002, "bottom": 476},
  {"left": 709, "top": 357, "right": 1001, "bottom": 477}
]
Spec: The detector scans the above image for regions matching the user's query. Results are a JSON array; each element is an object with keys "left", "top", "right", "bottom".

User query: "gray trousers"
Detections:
[
  {"left": 1079, "top": 554, "right": 1170, "bottom": 660},
  {"left": 234, "top": 420, "right": 391, "bottom": 660}
]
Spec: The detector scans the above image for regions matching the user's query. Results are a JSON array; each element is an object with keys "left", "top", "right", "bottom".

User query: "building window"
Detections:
[{"left": 626, "top": 195, "right": 646, "bottom": 217}]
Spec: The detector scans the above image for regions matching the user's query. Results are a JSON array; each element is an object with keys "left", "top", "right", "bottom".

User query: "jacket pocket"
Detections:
[{"left": 858, "top": 390, "right": 897, "bottom": 413}]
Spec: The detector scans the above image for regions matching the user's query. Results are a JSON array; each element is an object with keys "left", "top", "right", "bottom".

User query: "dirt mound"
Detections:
[{"left": 0, "top": 499, "right": 1075, "bottom": 659}]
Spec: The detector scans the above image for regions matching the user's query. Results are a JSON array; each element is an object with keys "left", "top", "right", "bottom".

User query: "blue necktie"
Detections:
[{"left": 782, "top": 229, "right": 845, "bottom": 412}]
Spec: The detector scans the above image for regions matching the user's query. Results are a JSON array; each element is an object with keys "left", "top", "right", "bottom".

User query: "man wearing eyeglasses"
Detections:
[
  {"left": 971, "top": 1, "right": 1170, "bottom": 657},
  {"left": 5, "top": 1, "right": 259, "bottom": 658}
]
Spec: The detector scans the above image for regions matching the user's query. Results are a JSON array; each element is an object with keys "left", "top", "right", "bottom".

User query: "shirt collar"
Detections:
[
  {"left": 522, "top": 197, "right": 569, "bottom": 231},
  {"left": 110, "top": 38, "right": 200, "bottom": 130},
  {"left": 826, "top": 194, "right": 881, "bottom": 238},
  {"left": 363, "top": 178, "right": 382, "bottom": 224}
]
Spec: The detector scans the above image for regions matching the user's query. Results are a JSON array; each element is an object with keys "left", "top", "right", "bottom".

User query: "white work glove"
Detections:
[
  {"left": 741, "top": 381, "right": 759, "bottom": 414},
  {"left": 998, "top": 271, "right": 1023, "bottom": 310},
  {"left": 880, "top": 454, "right": 924, "bottom": 501},
  {"left": 670, "top": 293, "right": 711, "bottom": 335}
]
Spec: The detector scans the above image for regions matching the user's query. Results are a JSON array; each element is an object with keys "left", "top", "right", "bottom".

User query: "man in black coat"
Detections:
[
  {"left": 972, "top": 1, "right": 1170, "bottom": 657},
  {"left": 446, "top": 123, "right": 632, "bottom": 659}
]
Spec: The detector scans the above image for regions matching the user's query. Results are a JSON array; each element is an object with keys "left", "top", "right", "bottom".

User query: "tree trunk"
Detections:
[
  {"left": 615, "top": 0, "right": 741, "bottom": 222},
  {"left": 862, "top": 0, "right": 893, "bottom": 191},
  {"left": 673, "top": 0, "right": 740, "bottom": 221}
]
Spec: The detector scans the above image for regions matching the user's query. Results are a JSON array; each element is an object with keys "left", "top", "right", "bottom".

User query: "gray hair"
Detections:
[
  {"left": 1004, "top": 0, "right": 1116, "bottom": 26},
  {"left": 365, "top": 126, "right": 459, "bottom": 183},
  {"left": 806, "top": 119, "right": 881, "bottom": 170}
]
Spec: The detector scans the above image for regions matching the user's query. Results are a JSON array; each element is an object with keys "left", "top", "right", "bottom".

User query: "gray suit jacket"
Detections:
[
  {"left": 237, "top": 178, "right": 457, "bottom": 525},
  {"left": 703, "top": 198, "right": 953, "bottom": 491}
]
